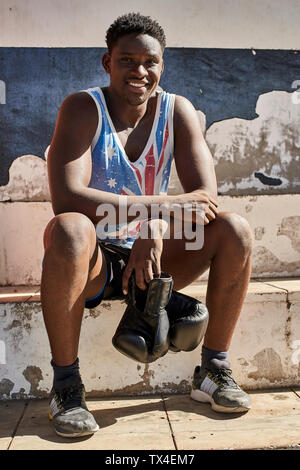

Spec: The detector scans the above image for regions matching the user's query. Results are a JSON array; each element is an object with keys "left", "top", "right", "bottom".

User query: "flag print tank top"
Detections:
[{"left": 83, "top": 87, "right": 175, "bottom": 248}]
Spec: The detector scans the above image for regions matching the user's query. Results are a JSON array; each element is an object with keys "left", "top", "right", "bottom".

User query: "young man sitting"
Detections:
[{"left": 41, "top": 12, "right": 253, "bottom": 438}]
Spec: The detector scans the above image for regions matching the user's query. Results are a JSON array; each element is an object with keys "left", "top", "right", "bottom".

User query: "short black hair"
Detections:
[{"left": 106, "top": 12, "right": 166, "bottom": 53}]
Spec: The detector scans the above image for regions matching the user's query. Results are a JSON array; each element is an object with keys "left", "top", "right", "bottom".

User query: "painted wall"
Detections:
[
  {"left": 1, "top": 0, "right": 300, "bottom": 49},
  {"left": 1, "top": 48, "right": 299, "bottom": 193},
  {"left": 0, "top": 0, "right": 300, "bottom": 285},
  {"left": 0, "top": 1, "right": 300, "bottom": 195}
]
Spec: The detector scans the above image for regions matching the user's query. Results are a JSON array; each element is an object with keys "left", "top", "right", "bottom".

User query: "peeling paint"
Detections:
[
  {"left": 4, "top": 319, "right": 22, "bottom": 331},
  {"left": 277, "top": 216, "right": 300, "bottom": 254},
  {"left": 87, "top": 364, "right": 155, "bottom": 397},
  {"left": 248, "top": 348, "right": 283, "bottom": 383},
  {"left": 0, "top": 155, "right": 50, "bottom": 202},
  {"left": 206, "top": 91, "right": 300, "bottom": 195},
  {"left": 22, "top": 365, "right": 47, "bottom": 398},
  {"left": 85, "top": 301, "right": 115, "bottom": 319},
  {"left": 11, "top": 303, "right": 33, "bottom": 323},
  {"left": 254, "top": 226, "right": 265, "bottom": 240},
  {"left": 11, "top": 388, "right": 27, "bottom": 400},
  {"left": 87, "top": 364, "right": 191, "bottom": 397},
  {"left": 285, "top": 300, "right": 292, "bottom": 348},
  {"left": 3, "top": 305, "right": 34, "bottom": 348},
  {"left": 0, "top": 378, "right": 14, "bottom": 398},
  {"left": 253, "top": 246, "right": 300, "bottom": 276}
]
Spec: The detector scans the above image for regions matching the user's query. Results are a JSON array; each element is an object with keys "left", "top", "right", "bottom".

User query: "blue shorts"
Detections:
[{"left": 84, "top": 242, "right": 131, "bottom": 309}]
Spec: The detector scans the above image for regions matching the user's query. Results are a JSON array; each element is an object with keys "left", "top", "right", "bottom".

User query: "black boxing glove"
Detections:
[
  {"left": 166, "top": 290, "right": 209, "bottom": 352},
  {"left": 112, "top": 272, "right": 173, "bottom": 363}
]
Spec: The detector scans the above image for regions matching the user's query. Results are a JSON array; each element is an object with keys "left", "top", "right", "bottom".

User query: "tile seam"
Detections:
[
  {"left": 161, "top": 394, "right": 178, "bottom": 450},
  {"left": 291, "top": 388, "right": 300, "bottom": 399},
  {"left": 7, "top": 402, "right": 28, "bottom": 450},
  {"left": 256, "top": 279, "right": 289, "bottom": 294}
]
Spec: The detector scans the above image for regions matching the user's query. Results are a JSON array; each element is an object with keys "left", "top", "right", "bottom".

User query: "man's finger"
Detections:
[
  {"left": 205, "top": 208, "right": 217, "bottom": 221},
  {"left": 122, "top": 264, "right": 133, "bottom": 295},
  {"left": 208, "top": 196, "right": 218, "bottom": 207},
  {"left": 135, "top": 266, "right": 147, "bottom": 290},
  {"left": 144, "top": 260, "right": 154, "bottom": 284},
  {"left": 209, "top": 202, "right": 219, "bottom": 215},
  {"left": 150, "top": 249, "right": 161, "bottom": 278},
  {"left": 151, "top": 262, "right": 161, "bottom": 279}
]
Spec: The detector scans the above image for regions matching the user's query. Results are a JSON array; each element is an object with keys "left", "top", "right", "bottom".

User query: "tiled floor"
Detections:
[{"left": 1, "top": 388, "right": 300, "bottom": 450}]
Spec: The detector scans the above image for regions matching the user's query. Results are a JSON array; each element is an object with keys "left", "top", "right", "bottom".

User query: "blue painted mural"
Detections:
[{"left": 0, "top": 47, "right": 300, "bottom": 189}]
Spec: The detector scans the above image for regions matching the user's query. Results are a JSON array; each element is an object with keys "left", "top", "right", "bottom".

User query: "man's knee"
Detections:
[
  {"left": 43, "top": 212, "right": 96, "bottom": 258},
  {"left": 215, "top": 212, "right": 253, "bottom": 257}
]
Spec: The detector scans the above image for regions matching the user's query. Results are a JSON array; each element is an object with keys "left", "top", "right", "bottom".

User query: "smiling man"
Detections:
[{"left": 41, "top": 13, "right": 253, "bottom": 438}]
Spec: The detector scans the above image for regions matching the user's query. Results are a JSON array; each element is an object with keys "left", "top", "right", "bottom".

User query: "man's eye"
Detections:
[{"left": 121, "top": 57, "right": 133, "bottom": 63}]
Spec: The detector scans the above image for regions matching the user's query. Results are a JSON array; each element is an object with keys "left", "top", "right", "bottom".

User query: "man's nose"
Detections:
[{"left": 131, "top": 63, "right": 147, "bottom": 77}]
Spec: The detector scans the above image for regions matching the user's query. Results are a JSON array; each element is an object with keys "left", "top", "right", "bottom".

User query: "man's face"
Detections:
[{"left": 103, "top": 33, "right": 164, "bottom": 106}]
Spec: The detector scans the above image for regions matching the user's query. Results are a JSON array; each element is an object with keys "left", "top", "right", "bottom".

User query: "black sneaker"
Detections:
[
  {"left": 49, "top": 377, "right": 99, "bottom": 437},
  {"left": 190, "top": 365, "right": 251, "bottom": 413}
]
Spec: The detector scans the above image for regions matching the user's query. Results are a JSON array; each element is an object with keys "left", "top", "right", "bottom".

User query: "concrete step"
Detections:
[{"left": 0, "top": 278, "right": 299, "bottom": 399}]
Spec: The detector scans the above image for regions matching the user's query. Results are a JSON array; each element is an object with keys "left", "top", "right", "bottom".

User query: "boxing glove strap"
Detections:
[{"left": 145, "top": 274, "right": 173, "bottom": 316}]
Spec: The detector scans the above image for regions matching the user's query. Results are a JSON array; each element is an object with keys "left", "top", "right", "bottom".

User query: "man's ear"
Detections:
[
  {"left": 160, "top": 59, "right": 164, "bottom": 76},
  {"left": 102, "top": 53, "right": 111, "bottom": 74}
]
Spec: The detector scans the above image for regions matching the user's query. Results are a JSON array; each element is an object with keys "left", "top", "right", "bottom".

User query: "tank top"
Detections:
[{"left": 83, "top": 87, "right": 175, "bottom": 248}]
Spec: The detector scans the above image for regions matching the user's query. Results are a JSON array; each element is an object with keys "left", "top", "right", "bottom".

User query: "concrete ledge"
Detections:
[
  {"left": 0, "top": 286, "right": 40, "bottom": 303},
  {"left": 0, "top": 279, "right": 299, "bottom": 399}
]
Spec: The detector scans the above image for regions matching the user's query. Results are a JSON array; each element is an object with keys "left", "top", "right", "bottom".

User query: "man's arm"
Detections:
[
  {"left": 48, "top": 92, "right": 178, "bottom": 224},
  {"left": 48, "top": 92, "right": 217, "bottom": 226},
  {"left": 171, "top": 95, "right": 218, "bottom": 223}
]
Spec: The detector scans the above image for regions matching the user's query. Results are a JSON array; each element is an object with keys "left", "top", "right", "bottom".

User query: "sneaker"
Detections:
[
  {"left": 190, "top": 365, "right": 251, "bottom": 413},
  {"left": 49, "top": 377, "right": 99, "bottom": 437}
]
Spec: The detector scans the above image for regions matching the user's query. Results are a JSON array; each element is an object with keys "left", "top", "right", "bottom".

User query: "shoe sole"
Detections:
[
  {"left": 54, "top": 427, "right": 99, "bottom": 438},
  {"left": 49, "top": 412, "right": 99, "bottom": 438},
  {"left": 190, "top": 389, "right": 250, "bottom": 413}
]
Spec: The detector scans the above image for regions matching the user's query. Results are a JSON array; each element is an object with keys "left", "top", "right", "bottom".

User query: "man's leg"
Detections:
[
  {"left": 41, "top": 212, "right": 107, "bottom": 436},
  {"left": 161, "top": 211, "right": 253, "bottom": 412}
]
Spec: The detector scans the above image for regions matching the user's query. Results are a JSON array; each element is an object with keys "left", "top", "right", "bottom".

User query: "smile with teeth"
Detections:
[{"left": 128, "top": 81, "right": 148, "bottom": 88}]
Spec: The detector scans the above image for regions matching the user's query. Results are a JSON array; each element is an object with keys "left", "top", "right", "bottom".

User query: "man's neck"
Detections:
[{"left": 103, "top": 87, "right": 154, "bottom": 130}]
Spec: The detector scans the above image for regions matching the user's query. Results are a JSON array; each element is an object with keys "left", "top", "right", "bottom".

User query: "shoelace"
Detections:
[
  {"left": 206, "top": 368, "right": 239, "bottom": 389},
  {"left": 59, "top": 383, "right": 85, "bottom": 409}
]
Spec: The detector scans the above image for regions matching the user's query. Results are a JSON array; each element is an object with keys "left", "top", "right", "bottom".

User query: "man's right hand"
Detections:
[{"left": 165, "top": 189, "right": 218, "bottom": 226}]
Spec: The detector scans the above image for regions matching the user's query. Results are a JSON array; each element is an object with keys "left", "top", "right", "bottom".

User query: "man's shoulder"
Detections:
[
  {"left": 173, "top": 94, "right": 196, "bottom": 112},
  {"left": 58, "top": 90, "right": 98, "bottom": 126},
  {"left": 61, "top": 90, "right": 97, "bottom": 112},
  {"left": 172, "top": 94, "right": 199, "bottom": 129}
]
